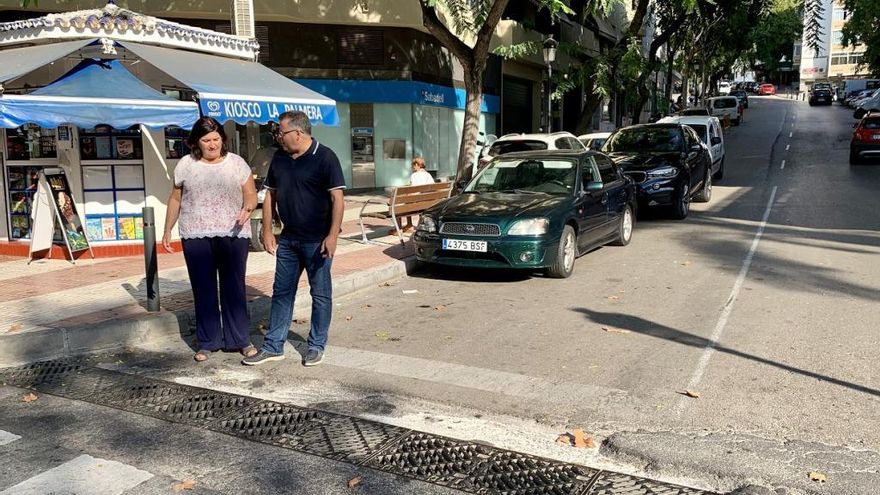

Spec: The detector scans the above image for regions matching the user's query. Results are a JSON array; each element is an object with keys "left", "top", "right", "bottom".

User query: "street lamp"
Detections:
[{"left": 542, "top": 35, "right": 558, "bottom": 133}]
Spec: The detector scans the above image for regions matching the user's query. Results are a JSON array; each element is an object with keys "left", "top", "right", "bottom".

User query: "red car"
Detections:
[
  {"left": 759, "top": 83, "right": 777, "bottom": 96},
  {"left": 850, "top": 111, "right": 880, "bottom": 164}
]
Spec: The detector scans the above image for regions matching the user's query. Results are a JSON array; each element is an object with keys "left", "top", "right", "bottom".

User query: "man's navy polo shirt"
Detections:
[{"left": 265, "top": 139, "right": 345, "bottom": 241}]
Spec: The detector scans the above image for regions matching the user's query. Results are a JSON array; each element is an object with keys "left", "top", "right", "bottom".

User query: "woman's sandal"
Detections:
[
  {"left": 240, "top": 345, "right": 258, "bottom": 358},
  {"left": 194, "top": 350, "right": 210, "bottom": 362}
]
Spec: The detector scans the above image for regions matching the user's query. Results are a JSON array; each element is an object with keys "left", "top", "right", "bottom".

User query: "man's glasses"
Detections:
[{"left": 275, "top": 128, "right": 302, "bottom": 138}]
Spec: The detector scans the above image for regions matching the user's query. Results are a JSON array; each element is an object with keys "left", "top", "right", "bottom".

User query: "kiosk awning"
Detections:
[
  {"left": 0, "top": 59, "right": 200, "bottom": 129},
  {"left": 0, "top": 39, "right": 97, "bottom": 85},
  {"left": 120, "top": 41, "right": 338, "bottom": 126}
]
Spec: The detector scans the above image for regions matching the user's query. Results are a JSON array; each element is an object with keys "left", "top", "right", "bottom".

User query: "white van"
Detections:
[
  {"left": 659, "top": 115, "right": 726, "bottom": 180},
  {"left": 707, "top": 96, "right": 741, "bottom": 125}
]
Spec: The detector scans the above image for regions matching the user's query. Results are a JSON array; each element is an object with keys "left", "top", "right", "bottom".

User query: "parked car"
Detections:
[
  {"left": 758, "top": 83, "right": 777, "bottom": 95},
  {"left": 413, "top": 150, "right": 636, "bottom": 278},
  {"left": 480, "top": 132, "right": 585, "bottom": 169},
  {"left": 707, "top": 96, "right": 742, "bottom": 125},
  {"left": 658, "top": 115, "right": 725, "bottom": 180},
  {"left": 854, "top": 90, "right": 880, "bottom": 119},
  {"left": 809, "top": 85, "right": 833, "bottom": 106},
  {"left": 680, "top": 107, "right": 710, "bottom": 116},
  {"left": 731, "top": 89, "right": 749, "bottom": 109},
  {"left": 601, "top": 123, "right": 713, "bottom": 219},
  {"left": 850, "top": 112, "right": 880, "bottom": 164},
  {"left": 577, "top": 132, "right": 612, "bottom": 151}
]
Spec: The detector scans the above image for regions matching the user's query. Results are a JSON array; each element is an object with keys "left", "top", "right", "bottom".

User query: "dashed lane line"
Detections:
[
  {"left": 781, "top": 160, "right": 786, "bottom": 170},
  {"left": 0, "top": 454, "right": 153, "bottom": 495},
  {"left": 677, "top": 186, "right": 778, "bottom": 412}
]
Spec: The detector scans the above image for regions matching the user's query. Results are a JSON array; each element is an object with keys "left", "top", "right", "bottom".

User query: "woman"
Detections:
[
  {"left": 162, "top": 117, "right": 258, "bottom": 362},
  {"left": 402, "top": 157, "right": 434, "bottom": 231}
]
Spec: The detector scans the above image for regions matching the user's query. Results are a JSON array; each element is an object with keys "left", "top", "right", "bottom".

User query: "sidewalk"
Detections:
[{"left": 0, "top": 191, "right": 419, "bottom": 366}]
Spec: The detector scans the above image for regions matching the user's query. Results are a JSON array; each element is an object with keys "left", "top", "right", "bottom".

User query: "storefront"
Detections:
[
  {"left": 0, "top": 3, "right": 337, "bottom": 256},
  {"left": 297, "top": 79, "right": 500, "bottom": 188}
]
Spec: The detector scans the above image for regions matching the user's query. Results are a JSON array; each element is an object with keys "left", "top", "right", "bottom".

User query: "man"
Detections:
[{"left": 243, "top": 111, "right": 345, "bottom": 367}]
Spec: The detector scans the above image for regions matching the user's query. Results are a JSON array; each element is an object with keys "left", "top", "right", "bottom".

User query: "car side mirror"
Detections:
[
  {"left": 585, "top": 181, "right": 603, "bottom": 192},
  {"left": 711, "top": 136, "right": 722, "bottom": 145}
]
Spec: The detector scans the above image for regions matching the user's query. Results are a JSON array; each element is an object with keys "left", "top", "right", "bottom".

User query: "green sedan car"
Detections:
[{"left": 413, "top": 150, "right": 636, "bottom": 278}]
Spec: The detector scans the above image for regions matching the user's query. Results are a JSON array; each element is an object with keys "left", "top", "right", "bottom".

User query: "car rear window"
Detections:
[
  {"left": 863, "top": 119, "right": 880, "bottom": 130},
  {"left": 604, "top": 127, "right": 684, "bottom": 153},
  {"left": 488, "top": 140, "right": 548, "bottom": 157},
  {"left": 714, "top": 98, "right": 738, "bottom": 109}
]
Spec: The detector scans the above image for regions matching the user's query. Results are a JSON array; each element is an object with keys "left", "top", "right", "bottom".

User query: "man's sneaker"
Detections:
[
  {"left": 241, "top": 350, "right": 285, "bottom": 366},
  {"left": 303, "top": 349, "right": 324, "bottom": 367}
]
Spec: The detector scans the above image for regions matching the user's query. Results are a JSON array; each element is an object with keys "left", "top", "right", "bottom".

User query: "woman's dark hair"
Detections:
[{"left": 187, "top": 117, "right": 228, "bottom": 160}]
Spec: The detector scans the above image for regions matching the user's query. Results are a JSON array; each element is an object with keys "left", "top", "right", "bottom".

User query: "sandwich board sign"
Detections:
[{"left": 28, "top": 168, "right": 94, "bottom": 264}]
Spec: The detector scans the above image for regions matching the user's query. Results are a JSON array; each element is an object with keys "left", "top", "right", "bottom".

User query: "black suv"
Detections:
[
  {"left": 602, "top": 124, "right": 713, "bottom": 219},
  {"left": 809, "top": 85, "right": 833, "bottom": 106}
]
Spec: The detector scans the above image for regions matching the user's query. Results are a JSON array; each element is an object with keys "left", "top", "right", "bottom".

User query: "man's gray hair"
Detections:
[{"left": 279, "top": 111, "right": 312, "bottom": 135}]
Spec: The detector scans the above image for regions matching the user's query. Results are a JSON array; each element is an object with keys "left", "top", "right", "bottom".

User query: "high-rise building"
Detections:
[{"left": 799, "top": 0, "right": 868, "bottom": 91}]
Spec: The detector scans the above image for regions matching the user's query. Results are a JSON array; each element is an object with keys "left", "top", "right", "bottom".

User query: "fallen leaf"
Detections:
[
  {"left": 379, "top": 282, "right": 393, "bottom": 287},
  {"left": 808, "top": 471, "right": 827, "bottom": 483},
  {"left": 556, "top": 433, "right": 572, "bottom": 445},
  {"left": 681, "top": 390, "right": 701, "bottom": 398},
  {"left": 21, "top": 393, "right": 38, "bottom": 403},
  {"left": 572, "top": 429, "right": 596, "bottom": 448},
  {"left": 7, "top": 323, "right": 23, "bottom": 334},
  {"left": 605, "top": 295, "right": 619, "bottom": 300},
  {"left": 680, "top": 261, "right": 691, "bottom": 266},
  {"left": 434, "top": 305, "right": 447, "bottom": 311},
  {"left": 345, "top": 315, "right": 353, "bottom": 322},
  {"left": 347, "top": 475, "right": 363, "bottom": 489},
  {"left": 375, "top": 331, "right": 390, "bottom": 340},
  {"left": 601, "top": 326, "right": 631, "bottom": 334},
  {"left": 360, "top": 304, "right": 372, "bottom": 309},
  {"left": 173, "top": 479, "right": 197, "bottom": 492},
  {"left": 389, "top": 337, "right": 402, "bottom": 342}
]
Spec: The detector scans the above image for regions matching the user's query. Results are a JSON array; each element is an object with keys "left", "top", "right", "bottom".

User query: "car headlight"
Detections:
[
  {"left": 508, "top": 218, "right": 549, "bottom": 236},
  {"left": 647, "top": 166, "right": 679, "bottom": 178},
  {"left": 417, "top": 215, "right": 437, "bottom": 233}
]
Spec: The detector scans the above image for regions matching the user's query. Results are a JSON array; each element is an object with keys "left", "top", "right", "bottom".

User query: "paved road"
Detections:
[{"left": 3, "top": 96, "right": 878, "bottom": 494}]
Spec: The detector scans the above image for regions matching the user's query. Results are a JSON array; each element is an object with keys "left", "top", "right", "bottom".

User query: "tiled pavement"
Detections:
[{"left": 0, "top": 195, "right": 418, "bottom": 363}]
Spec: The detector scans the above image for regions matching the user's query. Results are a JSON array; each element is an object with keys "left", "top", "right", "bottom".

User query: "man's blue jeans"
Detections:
[{"left": 261, "top": 236, "right": 333, "bottom": 355}]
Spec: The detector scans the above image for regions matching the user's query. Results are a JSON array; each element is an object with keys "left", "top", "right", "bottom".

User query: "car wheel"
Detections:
[
  {"left": 249, "top": 218, "right": 265, "bottom": 252},
  {"left": 850, "top": 149, "right": 862, "bottom": 165},
  {"left": 611, "top": 205, "right": 634, "bottom": 246},
  {"left": 713, "top": 157, "right": 725, "bottom": 180},
  {"left": 694, "top": 169, "right": 712, "bottom": 203},
  {"left": 546, "top": 225, "right": 576, "bottom": 278},
  {"left": 671, "top": 182, "right": 690, "bottom": 220}
]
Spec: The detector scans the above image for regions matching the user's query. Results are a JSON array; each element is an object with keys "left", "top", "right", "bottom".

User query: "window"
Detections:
[
  {"left": 832, "top": 9, "right": 847, "bottom": 21},
  {"left": 79, "top": 126, "right": 143, "bottom": 161},
  {"left": 82, "top": 165, "right": 146, "bottom": 241},
  {"left": 4, "top": 166, "right": 42, "bottom": 239},
  {"left": 165, "top": 127, "right": 190, "bottom": 159},
  {"left": 582, "top": 157, "right": 601, "bottom": 186},
  {"left": 595, "top": 155, "right": 619, "bottom": 183},
  {"left": 555, "top": 137, "right": 571, "bottom": 149},
  {"left": 832, "top": 30, "right": 843, "bottom": 45},
  {"left": 382, "top": 139, "right": 406, "bottom": 159},
  {"left": 5, "top": 125, "right": 56, "bottom": 160}
]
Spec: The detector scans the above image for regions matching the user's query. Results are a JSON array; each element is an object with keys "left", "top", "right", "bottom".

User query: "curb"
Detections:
[{"left": 0, "top": 256, "right": 420, "bottom": 367}]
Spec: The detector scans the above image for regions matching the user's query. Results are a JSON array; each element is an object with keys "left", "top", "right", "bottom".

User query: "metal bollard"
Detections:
[{"left": 142, "top": 206, "right": 160, "bottom": 311}]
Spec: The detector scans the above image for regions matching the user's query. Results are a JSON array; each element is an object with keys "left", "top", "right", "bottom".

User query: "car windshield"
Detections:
[
  {"left": 684, "top": 124, "right": 708, "bottom": 142},
  {"left": 487, "top": 140, "right": 548, "bottom": 157},
  {"left": 604, "top": 127, "right": 683, "bottom": 153},
  {"left": 466, "top": 158, "right": 577, "bottom": 194}
]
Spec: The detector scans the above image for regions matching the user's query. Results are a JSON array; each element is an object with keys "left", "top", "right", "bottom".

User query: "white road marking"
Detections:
[
  {"left": 780, "top": 160, "right": 786, "bottom": 170},
  {"left": 785, "top": 144, "right": 790, "bottom": 151},
  {"left": 0, "top": 429, "right": 21, "bottom": 446},
  {"left": 677, "top": 186, "right": 778, "bottom": 412},
  {"left": 789, "top": 131, "right": 793, "bottom": 138},
  {"left": 0, "top": 454, "right": 153, "bottom": 495}
]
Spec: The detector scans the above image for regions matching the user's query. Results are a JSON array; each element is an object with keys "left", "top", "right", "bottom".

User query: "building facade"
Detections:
[{"left": 799, "top": 0, "right": 868, "bottom": 91}]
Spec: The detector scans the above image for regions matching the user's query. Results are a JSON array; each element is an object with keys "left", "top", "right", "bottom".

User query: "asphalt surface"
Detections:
[{"left": 2, "top": 96, "right": 878, "bottom": 494}]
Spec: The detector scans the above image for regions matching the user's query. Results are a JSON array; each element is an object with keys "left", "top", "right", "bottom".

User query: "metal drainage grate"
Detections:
[
  {"left": 365, "top": 432, "right": 492, "bottom": 489},
  {"left": 213, "top": 401, "right": 324, "bottom": 447},
  {"left": 0, "top": 359, "right": 85, "bottom": 388},
  {"left": 470, "top": 451, "right": 598, "bottom": 495},
  {"left": 588, "top": 472, "right": 713, "bottom": 495},
  {"left": 1, "top": 360, "right": 717, "bottom": 495},
  {"left": 291, "top": 412, "right": 410, "bottom": 463}
]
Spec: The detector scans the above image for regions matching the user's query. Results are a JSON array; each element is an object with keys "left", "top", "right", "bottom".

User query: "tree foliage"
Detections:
[
  {"left": 841, "top": 0, "right": 880, "bottom": 75},
  {"left": 750, "top": 0, "right": 803, "bottom": 73}
]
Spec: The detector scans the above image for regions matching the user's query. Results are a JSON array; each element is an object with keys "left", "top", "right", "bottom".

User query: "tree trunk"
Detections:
[
  {"left": 575, "top": 77, "right": 600, "bottom": 135},
  {"left": 454, "top": 66, "right": 484, "bottom": 187},
  {"left": 664, "top": 44, "right": 677, "bottom": 107}
]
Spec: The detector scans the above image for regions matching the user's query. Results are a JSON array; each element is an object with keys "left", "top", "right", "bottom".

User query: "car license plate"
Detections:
[
  {"left": 873, "top": 134, "right": 880, "bottom": 140},
  {"left": 442, "top": 239, "right": 487, "bottom": 252}
]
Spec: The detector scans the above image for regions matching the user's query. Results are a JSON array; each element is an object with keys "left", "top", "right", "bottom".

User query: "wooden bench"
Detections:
[{"left": 358, "top": 182, "right": 453, "bottom": 245}]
